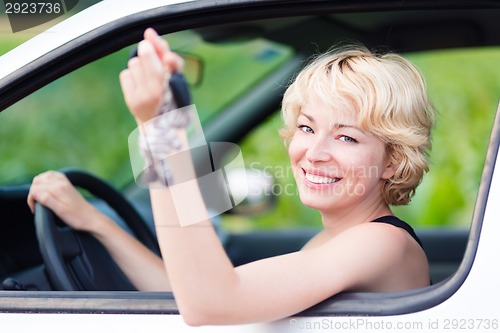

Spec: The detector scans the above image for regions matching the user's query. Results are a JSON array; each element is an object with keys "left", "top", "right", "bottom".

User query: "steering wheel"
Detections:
[{"left": 34, "top": 168, "right": 160, "bottom": 291}]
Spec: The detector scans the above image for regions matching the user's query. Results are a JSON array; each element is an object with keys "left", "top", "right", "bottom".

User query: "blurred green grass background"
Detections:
[{"left": 1, "top": 29, "right": 499, "bottom": 229}]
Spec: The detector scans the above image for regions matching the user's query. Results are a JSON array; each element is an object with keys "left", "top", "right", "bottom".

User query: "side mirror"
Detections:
[
  {"left": 226, "top": 168, "right": 275, "bottom": 215},
  {"left": 180, "top": 53, "right": 203, "bottom": 86}
]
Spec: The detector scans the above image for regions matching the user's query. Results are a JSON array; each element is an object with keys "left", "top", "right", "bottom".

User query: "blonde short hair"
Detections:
[{"left": 280, "top": 45, "right": 435, "bottom": 205}]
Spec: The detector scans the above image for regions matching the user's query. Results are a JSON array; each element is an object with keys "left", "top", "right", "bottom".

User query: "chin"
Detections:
[{"left": 298, "top": 191, "right": 338, "bottom": 212}]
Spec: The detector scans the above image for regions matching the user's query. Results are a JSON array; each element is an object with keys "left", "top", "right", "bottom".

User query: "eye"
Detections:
[
  {"left": 297, "top": 124, "right": 314, "bottom": 134},
  {"left": 339, "top": 135, "right": 357, "bottom": 143}
]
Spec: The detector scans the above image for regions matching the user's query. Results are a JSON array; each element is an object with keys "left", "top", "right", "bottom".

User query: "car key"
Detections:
[{"left": 127, "top": 47, "right": 192, "bottom": 109}]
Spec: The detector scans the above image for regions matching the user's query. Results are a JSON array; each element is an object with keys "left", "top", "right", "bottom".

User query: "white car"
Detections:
[{"left": 1, "top": 0, "right": 499, "bottom": 332}]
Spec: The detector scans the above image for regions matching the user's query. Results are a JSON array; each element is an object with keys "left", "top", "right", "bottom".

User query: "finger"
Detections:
[
  {"left": 126, "top": 56, "right": 158, "bottom": 107},
  {"left": 27, "top": 186, "right": 37, "bottom": 213},
  {"left": 143, "top": 28, "right": 182, "bottom": 75},
  {"left": 32, "top": 171, "right": 52, "bottom": 184},
  {"left": 144, "top": 28, "right": 170, "bottom": 59},
  {"left": 121, "top": 58, "right": 162, "bottom": 123},
  {"left": 32, "top": 174, "right": 41, "bottom": 185},
  {"left": 46, "top": 170, "right": 66, "bottom": 181},
  {"left": 163, "top": 52, "right": 184, "bottom": 74},
  {"left": 119, "top": 69, "right": 136, "bottom": 107},
  {"left": 30, "top": 171, "right": 56, "bottom": 208},
  {"left": 28, "top": 173, "right": 50, "bottom": 212},
  {"left": 137, "top": 40, "right": 164, "bottom": 79},
  {"left": 125, "top": 57, "right": 143, "bottom": 89},
  {"left": 137, "top": 40, "right": 165, "bottom": 100},
  {"left": 35, "top": 170, "right": 62, "bottom": 182},
  {"left": 27, "top": 180, "right": 54, "bottom": 211},
  {"left": 29, "top": 188, "right": 62, "bottom": 214}
]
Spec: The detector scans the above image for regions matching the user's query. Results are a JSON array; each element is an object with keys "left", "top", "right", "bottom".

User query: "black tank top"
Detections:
[{"left": 371, "top": 215, "right": 423, "bottom": 248}]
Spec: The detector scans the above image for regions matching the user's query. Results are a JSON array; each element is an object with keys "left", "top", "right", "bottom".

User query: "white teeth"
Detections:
[{"left": 305, "top": 173, "right": 339, "bottom": 184}]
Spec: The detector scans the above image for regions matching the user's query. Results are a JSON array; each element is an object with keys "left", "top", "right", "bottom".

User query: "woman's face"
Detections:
[{"left": 288, "top": 97, "right": 395, "bottom": 216}]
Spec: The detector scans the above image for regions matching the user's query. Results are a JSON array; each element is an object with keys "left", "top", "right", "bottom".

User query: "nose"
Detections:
[{"left": 305, "top": 135, "right": 333, "bottom": 164}]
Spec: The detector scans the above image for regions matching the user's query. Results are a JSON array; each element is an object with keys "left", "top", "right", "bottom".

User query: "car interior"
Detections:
[{"left": 1, "top": 3, "right": 499, "bottom": 316}]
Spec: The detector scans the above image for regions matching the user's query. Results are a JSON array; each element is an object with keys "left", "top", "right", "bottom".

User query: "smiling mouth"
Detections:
[{"left": 304, "top": 171, "right": 341, "bottom": 184}]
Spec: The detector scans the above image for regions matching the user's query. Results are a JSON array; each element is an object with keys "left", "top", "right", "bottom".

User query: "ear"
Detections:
[{"left": 381, "top": 159, "right": 397, "bottom": 180}]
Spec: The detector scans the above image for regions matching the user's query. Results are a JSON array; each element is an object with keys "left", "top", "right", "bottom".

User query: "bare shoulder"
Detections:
[
  {"left": 303, "top": 221, "right": 410, "bottom": 251},
  {"left": 347, "top": 221, "right": 409, "bottom": 239},
  {"left": 333, "top": 222, "right": 414, "bottom": 254},
  {"left": 323, "top": 222, "right": 429, "bottom": 292}
]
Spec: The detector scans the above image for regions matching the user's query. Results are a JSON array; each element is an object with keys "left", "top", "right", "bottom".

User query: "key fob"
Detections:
[
  {"left": 127, "top": 47, "right": 191, "bottom": 108},
  {"left": 168, "top": 72, "right": 191, "bottom": 108}
]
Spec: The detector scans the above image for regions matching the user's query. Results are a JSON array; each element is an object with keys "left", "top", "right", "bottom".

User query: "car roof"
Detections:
[{"left": 0, "top": 0, "right": 189, "bottom": 79}]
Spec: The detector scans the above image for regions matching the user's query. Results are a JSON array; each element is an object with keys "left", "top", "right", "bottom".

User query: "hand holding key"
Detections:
[
  {"left": 120, "top": 28, "right": 193, "bottom": 186},
  {"left": 119, "top": 28, "right": 186, "bottom": 125}
]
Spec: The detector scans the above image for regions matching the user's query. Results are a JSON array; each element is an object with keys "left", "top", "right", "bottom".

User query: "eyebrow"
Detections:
[
  {"left": 298, "top": 112, "right": 361, "bottom": 131},
  {"left": 299, "top": 112, "right": 314, "bottom": 122},
  {"left": 335, "top": 123, "right": 359, "bottom": 130}
]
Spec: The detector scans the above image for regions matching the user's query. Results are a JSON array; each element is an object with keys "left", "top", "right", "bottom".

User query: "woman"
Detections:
[{"left": 28, "top": 28, "right": 433, "bottom": 325}]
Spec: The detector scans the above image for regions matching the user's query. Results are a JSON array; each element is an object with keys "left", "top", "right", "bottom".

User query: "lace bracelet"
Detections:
[{"left": 138, "top": 73, "right": 192, "bottom": 186}]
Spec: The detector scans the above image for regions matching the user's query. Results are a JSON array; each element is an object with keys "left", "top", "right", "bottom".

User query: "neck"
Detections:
[{"left": 320, "top": 199, "right": 392, "bottom": 237}]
